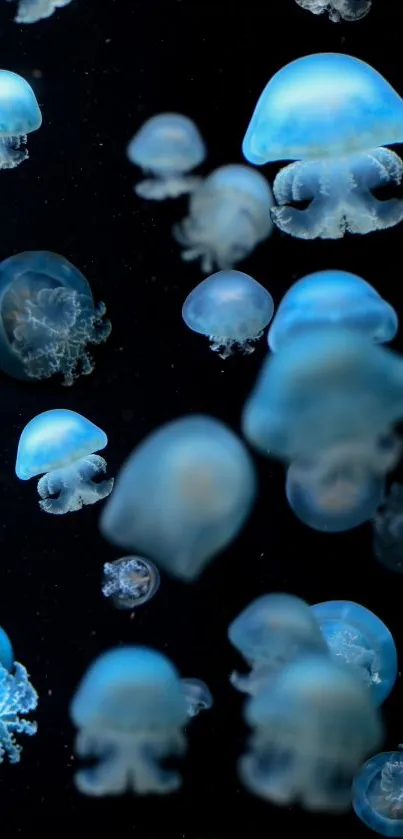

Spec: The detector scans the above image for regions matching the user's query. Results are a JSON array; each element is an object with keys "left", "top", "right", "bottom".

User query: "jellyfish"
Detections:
[
  {"left": 228, "top": 593, "right": 327, "bottom": 695},
  {"left": 242, "top": 54, "right": 403, "bottom": 240},
  {"left": 182, "top": 270, "right": 274, "bottom": 359},
  {"left": 127, "top": 113, "right": 206, "bottom": 200},
  {"left": 174, "top": 164, "right": 273, "bottom": 272},
  {"left": 372, "top": 484, "right": 403, "bottom": 574},
  {"left": 240, "top": 654, "right": 383, "bottom": 811},
  {"left": 70, "top": 646, "right": 188, "bottom": 796},
  {"left": 294, "top": 0, "right": 371, "bottom": 22},
  {"left": 16, "top": 408, "right": 114, "bottom": 515},
  {"left": 0, "top": 70, "right": 41, "bottom": 169},
  {"left": 311, "top": 601, "right": 397, "bottom": 706},
  {"left": 6, "top": 0, "right": 73, "bottom": 23},
  {"left": 0, "top": 626, "right": 37, "bottom": 764},
  {"left": 181, "top": 678, "right": 213, "bottom": 718},
  {"left": 101, "top": 415, "right": 256, "bottom": 581},
  {"left": 0, "top": 251, "right": 111, "bottom": 386},
  {"left": 102, "top": 556, "right": 160, "bottom": 610},
  {"left": 353, "top": 749, "right": 403, "bottom": 836},
  {"left": 268, "top": 271, "right": 398, "bottom": 353}
]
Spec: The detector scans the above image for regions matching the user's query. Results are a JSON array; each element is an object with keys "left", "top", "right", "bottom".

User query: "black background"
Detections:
[{"left": 0, "top": 0, "right": 401, "bottom": 835}]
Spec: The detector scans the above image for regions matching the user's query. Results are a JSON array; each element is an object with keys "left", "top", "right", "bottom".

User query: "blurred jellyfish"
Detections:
[
  {"left": 70, "top": 646, "right": 188, "bottom": 796},
  {"left": 16, "top": 408, "right": 114, "bottom": 515},
  {"left": 228, "top": 593, "right": 327, "bottom": 695},
  {"left": 0, "top": 251, "right": 111, "bottom": 386},
  {"left": 6, "top": 0, "right": 73, "bottom": 23},
  {"left": 0, "top": 70, "right": 41, "bottom": 168},
  {"left": 181, "top": 678, "right": 213, "bottom": 718},
  {"left": 373, "top": 484, "right": 403, "bottom": 574},
  {"left": 311, "top": 601, "right": 397, "bottom": 706},
  {"left": 268, "top": 270, "right": 397, "bottom": 353},
  {"left": 353, "top": 749, "right": 403, "bottom": 836},
  {"left": 240, "top": 654, "right": 383, "bottom": 811},
  {"left": 0, "top": 625, "right": 37, "bottom": 764},
  {"left": 101, "top": 415, "right": 256, "bottom": 582},
  {"left": 174, "top": 164, "right": 273, "bottom": 272},
  {"left": 243, "top": 54, "right": 403, "bottom": 239},
  {"left": 182, "top": 270, "right": 274, "bottom": 359},
  {"left": 294, "top": 0, "right": 371, "bottom": 22},
  {"left": 127, "top": 113, "right": 206, "bottom": 200},
  {"left": 102, "top": 556, "right": 160, "bottom": 610}
]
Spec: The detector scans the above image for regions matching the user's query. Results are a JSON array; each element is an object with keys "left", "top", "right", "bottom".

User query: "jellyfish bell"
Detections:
[{"left": 0, "top": 70, "right": 41, "bottom": 168}]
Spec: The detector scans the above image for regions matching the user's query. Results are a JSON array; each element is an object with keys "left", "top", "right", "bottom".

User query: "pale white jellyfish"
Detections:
[
  {"left": 294, "top": 0, "right": 371, "bottom": 22},
  {"left": 6, "top": 0, "right": 73, "bottom": 23}
]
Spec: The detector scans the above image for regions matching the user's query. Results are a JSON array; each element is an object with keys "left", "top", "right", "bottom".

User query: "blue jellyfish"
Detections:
[
  {"left": 70, "top": 646, "right": 188, "bottom": 796},
  {"left": 353, "top": 749, "right": 403, "bottom": 836},
  {"left": 240, "top": 654, "right": 383, "bottom": 811},
  {"left": 127, "top": 113, "right": 206, "bottom": 200},
  {"left": 243, "top": 54, "right": 403, "bottom": 239},
  {"left": 182, "top": 270, "right": 274, "bottom": 358},
  {"left": 6, "top": 0, "right": 73, "bottom": 22},
  {"left": 174, "top": 164, "right": 273, "bottom": 272},
  {"left": 294, "top": 0, "right": 371, "bottom": 21},
  {"left": 101, "top": 415, "right": 256, "bottom": 582},
  {"left": 268, "top": 271, "right": 398, "bottom": 353},
  {"left": 373, "top": 484, "right": 403, "bottom": 574},
  {"left": 0, "top": 626, "right": 37, "bottom": 764},
  {"left": 311, "top": 601, "right": 397, "bottom": 706},
  {"left": 0, "top": 251, "right": 111, "bottom": 386},
  {"left": 16, "top": 408, "right": 114, "bottom": 515},
  {"left": 228, "top": 593, "right": 327, "bottom": 695},
  {"left": 0, "top": 70, "right": 41, "bottom": 168},
  {"left": 102, "top": 556, "right": 160, "bottom": 610},
  {"left": 181, "top": 678, "right": 213, "bottom": 718}
]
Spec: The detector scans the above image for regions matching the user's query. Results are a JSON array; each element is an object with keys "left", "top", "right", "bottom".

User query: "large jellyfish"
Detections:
[
  {"left": 182, "top": 270, "right": 274, "bottom": 358},
  {"left": 16, "top": 408, "right": 114, "bottom": 515},
  {"left": 0, "top": 70, "right": 41, "bottom": 168},
  {"left": 311, "top": 601, "right": 397, "bottom": 706},
  {"left": 101, "top": 415, "right": 256, "bottom": 582},
  {"left": 174, "top": 164, "right": 273, "bottom": 272},
  {"left": 127, "top": 113, "right": 206, "bottom": 200},
  {"left": 373, "top": 484, "right": 403, "bottom": 574},
  {"left": 240, "top": 654, "right": 383, "bottom": 811},
  {"left": 228, "top": 593, "right": 327, "bottom": 695},
  {"left": 242, "top": 54, "right": 403, "bottom": 239},
  {"left": 0, "top": 251, "right": 111, "bottom": 386},
  {"left": 181, "top": 678, "right": 213, "bottom": 718},
  {"left": 70, "top": 646, "right": 188, "bottom": 796},
  {"left": 102, "top": 556, "right": 160, "bottom": 610},
  {"left": 268, "top": 270, "right": 398, "bottom": 353},
  {"left": 0, "top": 625, "right": 38, "bottom": 764},
  {"left": 353, "top": 749, "right": 403, "bottom": 836},
  {"left": 6, "top": 0, "right": 73, "bottom": 23},
  {"left": 294, "top": 0, "right": 371, "bottom": 22}
]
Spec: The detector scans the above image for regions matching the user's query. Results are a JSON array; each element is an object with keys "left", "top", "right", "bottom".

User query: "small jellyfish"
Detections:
[
  {"left": 16, "top": 408, "right": 114, "bottom": 515},
  {"left": 0, "top": 626, "right": 37, "bottom": 764},
  {"left": 127, "top": 113, "right": 206, "bottom": 200},
  {"left": 0, "top": 70, "right": 41, "bottom": 169},
  {"left": 101, "top": 415, "right": 256, "bottom": 582},
  {"left": 228, "top": 593, "right": 327, "bottom": 695},
  {"left": 181, "top": 678, "right": 213, "bottom": 718},
  {"left": 70, "top": 646, "right": 188, "bottom": 796},
  {"left": 240, "top": 654, "right": 383, "bottom": 811},
  {"left": 174, "top": 164, "right": 273, "bottom": 272},
  {"left": 6, "top": 0, "right": 73, "bottom": 23},
  {"left": 353, "top": 749, "right": 403, "bottom": 837},
  {"left": 373, "top": 484, "right": 403, "bottom": 574},
  {"left": 311, "top": 601, "right": 397, "bottom": 706},
  {"left": 243, "top": 54, "right": 403, "bottom": 239},
  {"left": 102, "top": 556, "right": 160, "bottom": 610},
  {"left": 182, "top": 270, "right": 274, "bottom": 359},
  {"left": 268, "top": 270, "right": 398, "bottom": 353},
  {"left": 294, "top": 0, "right": 371, "bottom": 22}
]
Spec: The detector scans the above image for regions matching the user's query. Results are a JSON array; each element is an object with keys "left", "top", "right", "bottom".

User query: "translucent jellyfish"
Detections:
[
  {"left": 102, "top": 556, "right": 160, "bottom": 610},
  {"left": 311, "top": 601, "right": 397, "bottom": 706},
  {"left": 0, "top": 626, "right": 37, "bottom": 764},
  {"left": 373, "top": 484, "right": 403, "bottom": 574},
  {"left": 228, "top": 593, "right": 327, "bottom": 695},
  {"left": 6, "top": 0, "right": 73, "bottom": 23},
  {"left": 268, "top": 271, "right": 398, "bottom": 353},
  {"left": 239, "top": 654, "right": 383, "bottom": 811},
  {"left": 127, "top": 113, "right": 206, "bottom": 200},
  {"left": 174, "top": 164, "right": 273, "bottom": 272},
  {"left": 181, "top": 678, "right": 213, "bottom": 718},
  {"left": 101, "top": 415, "right": 256, "bottom": 581},
  {"left": 16, "top": 408, "right": 114, "bottom": 515},
  {"left": 242, "top": 54, "right": 403, "bottom": 240},
  {"left": 353, "top": 749, "right": 403, "bottom": 836},
  {"left": 294, "top": 0, "right": 371, "bottom": 22},
  {"left": 182, "top": 270, "right": 274, "bottom": 359},
  {"left": 0, "top": 70, "right": 41, "bottom": 169},
  {"left": 70, "top": 646, "right": 188, "bottom": 796},
  {"left": 0, "top": 251, "right": 111, "bottom": 386}
]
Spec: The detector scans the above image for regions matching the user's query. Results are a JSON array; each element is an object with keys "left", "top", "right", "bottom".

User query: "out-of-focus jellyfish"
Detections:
[
  {"left": 242, "top": 54, "right": 403, "bottom": 240},
  {"left": 182, "top": 270, "right": 274, "bottom": 359},
  {"left": 70, "top": 646, "right": 188, "bottom": 796},
  {"left": 16, "top": 408, "right": 114, "bottom": 515},
  {"left": 228, "top": 593, "right": 327, "bottom": 695},
  {"left": 127, "top": 113, "right": 206, "bottom": 200},
  {"left": 0, "top": 625, "right": 37, "bottom": 764},
  {"left": 102, "top": 556, "right": 160, "bottom": 610},
  {"left": 101, "top": 415, "right": 256, "bottom": 582},
  {"left": 181, "top": 678, "right": 213, "bottom": 718},
  {"left": 6, "top": 0, "right": 73, "bottom": 23},
  {"left": 174, "top": 164, "right": 273, "bottom": 272},
  {"left": 294, "top": 0, "right": 371, "bottom": 22},
  {"left": 373, "top": 484, "right": 403, "bottom": 574},
  {"left": 0, "top": 251, "right": 111, "bottom": 386},
  {"left": 0, "top": 70, "right": 41, "bottom": 168},
  {"left": 268, "top": 271, "right": 398, "bottom": 353},
  {"left": 240, "top": 654, "right": 383, "bottom": 811},
  {"left": 311, "top": 601, "right": 397, "bottom": 706},
  {"left": 353, "top": 749, "right": 403, "bottom": 836}
]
